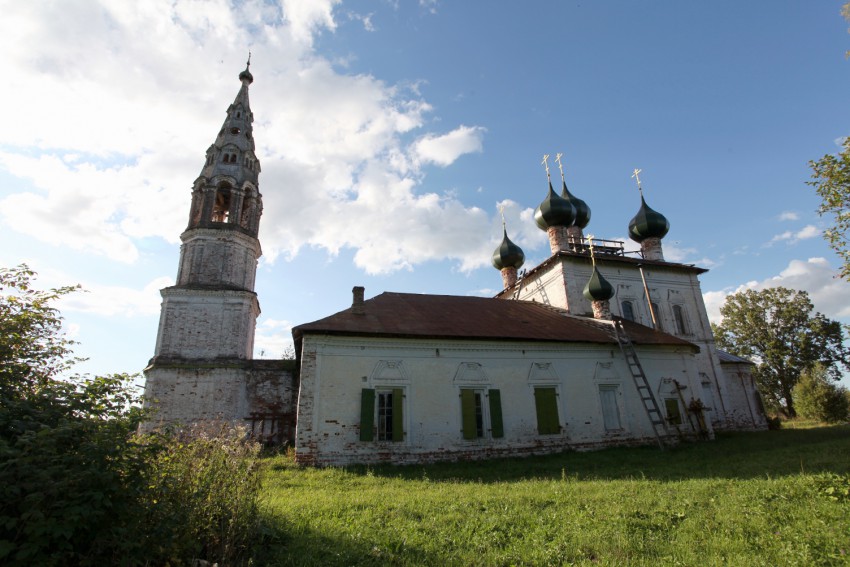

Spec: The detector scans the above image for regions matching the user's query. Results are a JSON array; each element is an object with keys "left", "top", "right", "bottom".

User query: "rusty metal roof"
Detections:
[{"left": 293, "top": 292, "right": 698, "bottom": 350}]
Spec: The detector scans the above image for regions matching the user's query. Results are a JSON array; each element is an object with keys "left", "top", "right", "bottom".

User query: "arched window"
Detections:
[
  {"left": 650, "top": 302, "right": 662, "bottom": 331},
  {"left": 621, "top": 300, "right": 636, "bottom": 322},
  {"left": 673, "top": 305, "right": 689, "bottom": 335}
]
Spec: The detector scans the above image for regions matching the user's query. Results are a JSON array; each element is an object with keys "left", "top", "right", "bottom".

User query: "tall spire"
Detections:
[
  {"left": 152, "top": 61, "right": 266, "bottom": 364},
  {"left": 186, "top": 60, "right": 263, "bottom": 237}
]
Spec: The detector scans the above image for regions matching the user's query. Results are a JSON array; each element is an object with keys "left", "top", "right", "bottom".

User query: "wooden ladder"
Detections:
[{"left": 612, "top": 319, "right": 670, "bottom": 450}]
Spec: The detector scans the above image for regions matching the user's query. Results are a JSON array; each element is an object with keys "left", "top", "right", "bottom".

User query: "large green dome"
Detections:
[
  {"left": 628, "top": 195, "right": 669, "bottom": 242},
  {"left": 583, "top": 266, "right": 614, "bottom": 301},
  {"left": 561, "top": 181, "right": 590, "bottom": 229},
  {"left": 492, "top": 229, "right": 525, "bottom": 270},
  {"left": 534, "top": 182, "right": 576, "bottom": 230}
]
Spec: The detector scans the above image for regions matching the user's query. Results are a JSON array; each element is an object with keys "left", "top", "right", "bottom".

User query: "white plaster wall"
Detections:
[
  {"left": 515, "top": 256, "right": 765, "bottom": 431},
  {"left": 295, "top": 335, "right": 710, "bottom": 466},
  {"left": 720, "top": 363, "right": 768, "bottom": 430}
]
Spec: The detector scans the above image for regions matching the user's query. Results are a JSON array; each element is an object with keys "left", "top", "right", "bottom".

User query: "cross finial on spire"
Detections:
[
  {"left": 555, "top": 153, "right": 566, "bottom": 181},
  {"left": 246, "top": 51, "right": 251, "bottom": 69},
  {"left": 541, "top": 154, "right": 551, "bottom": 180},
  {"left": 498, "top": 204, "right": 506, "bottom": 229},
  {"left": 586, "top": 234, "right": 597, "bottom": 266},
  {"left": 631, "top": 168, "right": 643, "bottom": 195}
]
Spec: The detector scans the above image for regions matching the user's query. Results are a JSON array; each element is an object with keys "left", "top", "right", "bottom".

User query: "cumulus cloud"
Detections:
[
  {"left": 0, "top": 0, "right": 494, "bottom": 276},
  {"left": 778, "top": 211, "right": 799, "bottom": 221},
  {"left": 703, "top": 257, "right": 850, "bottom": 324}
]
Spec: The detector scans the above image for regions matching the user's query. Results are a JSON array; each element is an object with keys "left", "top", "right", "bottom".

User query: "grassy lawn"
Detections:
[{"left": 257, "top": 425, "right": 850, "bottom": 566}]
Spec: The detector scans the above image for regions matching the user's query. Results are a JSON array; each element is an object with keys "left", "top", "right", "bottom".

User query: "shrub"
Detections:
[
  {"left": 0, "top": 266, "right": 265, "bottom": 566},
  {"left": 792, "top": 364, "right": 850, "bottom": 423},
  {"left": 140, "top": 424, "right": 264, "bottom": 566}
]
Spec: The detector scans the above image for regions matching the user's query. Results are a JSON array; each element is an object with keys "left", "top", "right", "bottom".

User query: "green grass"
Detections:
[{"left": 257, "top": 425, "right": 850, "bottom": 566}]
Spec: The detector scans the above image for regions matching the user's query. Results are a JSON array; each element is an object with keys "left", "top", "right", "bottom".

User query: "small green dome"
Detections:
[
  {"left": 561, "top": 181, "right": 590, "bottom": 229},
  {"left": 534, "top": 181, "right": 576, "bottom": 230},
  {"left": 628, "top": 195, "right": 669, "bottom": 242},
  {"left": 492, "top": 229, "right": 525, "bottom": 270},
  {"left": 583, "top": 266, "right": 614, "bottom": 301}
]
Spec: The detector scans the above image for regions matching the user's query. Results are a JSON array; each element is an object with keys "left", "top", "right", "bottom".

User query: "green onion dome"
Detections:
[
  {"left": 583, "top": 266, "right": 614, "bottom": 301},
  {"left": 534, "top": 181, "right": 576, "bottom": 230},
  {"left": 561, "top": 180, "right": 590, "bottom": 229},
  {"left": 628, "top": 195, "right": 669, "bottom": 242},
  {"left": 491, "top": 228, "right": 525, "bottom": 270}
]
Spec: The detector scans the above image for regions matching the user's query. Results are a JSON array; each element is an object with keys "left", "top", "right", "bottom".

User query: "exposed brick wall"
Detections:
[{"left": 141, "top": 359, "right": 298, "bottom": 443}]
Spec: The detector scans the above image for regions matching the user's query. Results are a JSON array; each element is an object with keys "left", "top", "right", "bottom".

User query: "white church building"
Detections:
[{"left": 142, "top": 65, "right": 767, "bottom": 466}]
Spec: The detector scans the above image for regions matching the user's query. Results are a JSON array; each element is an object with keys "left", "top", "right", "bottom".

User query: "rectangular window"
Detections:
[
  {"left": 665, "top": 398, "right": 683, "bottom": 425},
  {"left": 360, "top": 388, "right": 403, "bottom": 442},
  {"left": 599, "top": 385, "right": 622, "bottom": 431},
  {"left": 461, "top": 388, "right": 504, "bottom": 439},
  {"left": 673, "top": 305, "right": 689, "bottom": 335},
  {"left": 621, "top": 300, "right": 636, "bottom": 322},
  {"left": 534, "top": 387, "right": 560, "bottom": 435}
]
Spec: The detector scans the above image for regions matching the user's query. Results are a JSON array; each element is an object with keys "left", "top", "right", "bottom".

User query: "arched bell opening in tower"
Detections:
[{"left": 212, "top": 186, "right": 232, "bottom": 223}]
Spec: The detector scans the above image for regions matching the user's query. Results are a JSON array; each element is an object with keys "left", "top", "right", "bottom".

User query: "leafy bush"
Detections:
[
  {"left": 140, "top": 424, "right": 264, "bottom": 565},
  {"left": 0, "top": 266, "right": 265, "bottom": 566},
  {"left": 792, "top": 363, "right": 850, "bottom": 423}
]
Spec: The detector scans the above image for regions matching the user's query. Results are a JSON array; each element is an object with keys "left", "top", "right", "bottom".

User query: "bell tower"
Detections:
[{"left": 151, "top": 59, "right": 263, "bottom": 362}]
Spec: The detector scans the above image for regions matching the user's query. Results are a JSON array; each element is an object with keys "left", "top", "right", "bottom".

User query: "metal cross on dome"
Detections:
[
  {"left": 631, "top": 168, "right": 643, "bottom": 193},
  {"left": 586, "top": 234, "right": 597, "bottom": 266},
  {"left": 555, "top": 153, "right": 566, "bottom": 180},
  {"left": 541, "top": 154, "right": 551, "bottom": 179},
  {"left": 498, "top": 204, "right": 506, "bottom": 228}
]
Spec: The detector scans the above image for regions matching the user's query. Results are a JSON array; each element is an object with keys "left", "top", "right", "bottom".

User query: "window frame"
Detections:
[
  {"left": 360, "top": 387, "right": 404, "bottom": 443},
  {"left": 460, "top": 388, "right": 504, "bottom": 440}
]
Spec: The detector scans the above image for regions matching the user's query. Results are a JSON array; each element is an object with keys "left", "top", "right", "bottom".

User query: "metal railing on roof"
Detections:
[{"left": 568, "top": 236, "right": 629, "bottom": 256}]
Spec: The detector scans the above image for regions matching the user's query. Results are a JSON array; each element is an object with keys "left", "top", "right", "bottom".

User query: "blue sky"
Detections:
[{"left": 1, "top": 1, "right": 849, "bottom": 382}]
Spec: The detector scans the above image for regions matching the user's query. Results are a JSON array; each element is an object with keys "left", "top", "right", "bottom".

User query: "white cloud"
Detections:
[
  {"left": 281, "top": 0, "right": 339, "bottom": 45},
  {"left": 254, "top": 318, "right": 294, "bottom": 358},
  {"left": 419, "top": 0, "right": 439, "bottom": 15},
  {"left": 0, "top": 0, "right": 497, "bottom": 277},
  {"left": 58, "top": 276, "right": 172, "bottom": 317},
  {"left": 703, "top": 257, "right": 850, "bottom": 324},
  {"left": 778, "top": 211, "right": 799, "bottom": 221},
  {"left": 412, "top": 125, "right": 486, "bottom": 167},
  {"left": 768, "top": 224, "right": 821, "bottom": 245}
]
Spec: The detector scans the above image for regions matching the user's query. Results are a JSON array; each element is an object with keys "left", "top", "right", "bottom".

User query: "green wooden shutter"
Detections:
[
  {"left": 360, "top": 388, "right": 375, "bottom": 441},
  {"left": 534, "top": 387, "right": 560, "bottom": 435},
  {"left": 461, "top": 389, "right": 477, "bottom": 440},
  {"left": 489, "top": 389, "right": 504, "bottom": 438},
  {"left": 391, "top": 388, "right": 404, "bottom": 442},
  {"left": 665, "top": 398, "right": 682, "bottom": 425}
]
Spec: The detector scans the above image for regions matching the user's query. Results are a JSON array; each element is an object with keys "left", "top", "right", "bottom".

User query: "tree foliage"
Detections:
[
  {"left": 712, "top": 287, "right": 849, "bottom": 417},
  {"left": 0, "top": 265, "right": 265, "bottom": 566},
  {"left": 793, "top": 363, "right": 850, "bottom": 423},
  {"left": 809, "top": 138, "right": 850, "bottom": 280}
]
